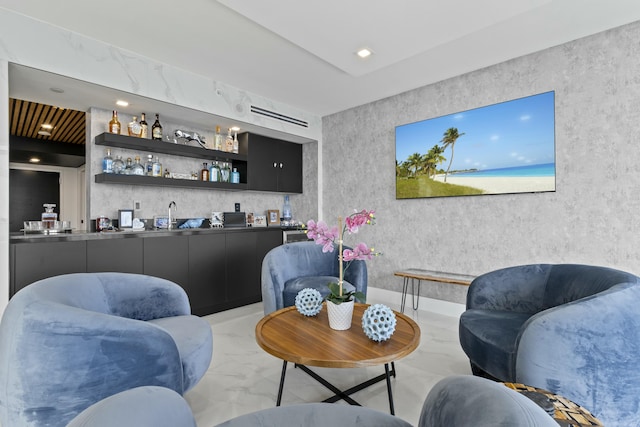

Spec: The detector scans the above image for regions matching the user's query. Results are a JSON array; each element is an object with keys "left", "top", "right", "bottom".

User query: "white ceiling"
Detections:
[{"left": 2, "top": 0, "right": 640, "bottom": 117}]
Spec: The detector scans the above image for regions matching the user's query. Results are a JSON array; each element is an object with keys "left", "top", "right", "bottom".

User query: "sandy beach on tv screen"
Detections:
[{"left": 433, "top": 175, "right": 555, "bottom": 194}]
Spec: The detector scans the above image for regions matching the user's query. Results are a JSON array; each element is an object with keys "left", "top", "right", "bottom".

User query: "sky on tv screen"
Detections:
[{"left": 396, "top": 91, "right": 555, "bottom": 172}]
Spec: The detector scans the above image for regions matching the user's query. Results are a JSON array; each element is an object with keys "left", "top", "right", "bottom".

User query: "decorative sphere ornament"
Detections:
[
  {"left": 295, "top": 288, "right": 323, "bottom": 316},
  {"left": 361, "top": 304, "right": 397, "bottom": 342}
]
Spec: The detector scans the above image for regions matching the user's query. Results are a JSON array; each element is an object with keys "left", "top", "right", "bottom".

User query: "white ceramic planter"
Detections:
[{"left": 327, "top": 299, "right": 354, "bottom": 330}]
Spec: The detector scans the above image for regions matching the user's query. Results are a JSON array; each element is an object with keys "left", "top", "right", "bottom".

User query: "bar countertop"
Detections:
[{"left": 10, "top": 226, "right": 286, "bottom": 244}]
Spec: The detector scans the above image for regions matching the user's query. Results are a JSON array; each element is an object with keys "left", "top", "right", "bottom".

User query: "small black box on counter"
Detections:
[{"left": 223, "top": 212, "right": 246, "bottom": 228}]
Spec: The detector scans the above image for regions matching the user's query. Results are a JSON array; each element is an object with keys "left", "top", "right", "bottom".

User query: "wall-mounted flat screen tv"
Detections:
[{"left": 395, "top": 91, "right": 555, "bottom": 199}]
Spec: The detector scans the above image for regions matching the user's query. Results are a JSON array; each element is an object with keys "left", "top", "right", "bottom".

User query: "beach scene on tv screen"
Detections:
[{"left": 395, "top": 91, "right": 555, "bottom": 199}]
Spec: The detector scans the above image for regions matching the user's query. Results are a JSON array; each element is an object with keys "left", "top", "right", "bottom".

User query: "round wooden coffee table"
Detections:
[{"left": 255, "top": 303, "right": 420, "bottom": 414}]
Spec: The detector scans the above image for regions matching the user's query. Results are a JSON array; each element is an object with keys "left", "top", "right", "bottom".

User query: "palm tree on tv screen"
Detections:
[
  {"left": 423, "top": 145, "right": 446, "bottom": 179},
  {"left": 406, "top": 152, "right": 423, "bottom": 177},
  {"left": 440, "top": 127, "right": 465, "bottom": 182}
]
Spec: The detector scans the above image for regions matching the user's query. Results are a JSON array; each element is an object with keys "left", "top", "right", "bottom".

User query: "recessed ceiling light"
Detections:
[
  {"left": 116, "top": 100, "right": 129, "bottom": 107},
  {"left": 29, "top": 157, "right": 41, "bottom": 163},
  {"left": 37, "top": 130, "right": 51, "bottom": 136},
  {"left": 356, "top": 48, "right": 373, "bottom": 59},
  {"left": 41, "top": 124, "right": 53, "bottom": 130},
  {"left": 50, "top": 87, "right": 64, "bottom": 94}
]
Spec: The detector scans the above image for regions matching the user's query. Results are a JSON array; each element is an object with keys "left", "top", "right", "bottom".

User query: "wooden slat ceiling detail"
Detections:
[{"left": 9, "top": 98, "right": 85, "bottom": 145}]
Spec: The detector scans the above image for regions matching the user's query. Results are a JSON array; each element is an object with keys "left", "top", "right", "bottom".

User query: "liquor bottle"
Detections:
[
  {"left": 220, "top": 161, "right": 230, "bottom": 183},
  {"left": 139, "top": 113, "right": 149, "bottom": 138},
  {"left": 102, "top": 148, "right": 113, "bottom": 173},
  {"left": 128, "top": 116, "right": 142, "bottom": 137},
  {"left": 132, "top": 156, "right": 145, "bottom": 175},
  {"left": 112, "top": 155, "right": 125, "bottom": 174},
  {"left": 152, "top": 156, "right": 163, "bottom": 177},
  {"left": 145, "top": 154, "right": 154, "bottom": 176},
  {"left": 200, "top": 162, "right": 209, "bottom": 181},
  {"left": 214, "top": 126, "right": 223, "bottom": 151},
  {"left": 152, "top": 114, "right": 163, "bottom": 140},
  {"left": 108, "top": 110, "right": 121, "bottom": 134},
  {"left": 283, "top": 195, "right": 292, "bottom": 222},
  {"left": 209, "top": 161, "right": 220, "bottom": 182},
  {"left": 231, "top": 168, "right": 240, "bottom": 184},
  {"left": 225, "top": 128, "right": 234, "bottom": 152},
  {"left": 233, "top": 130, "right": 239, "bottom": 154},
  {"left": 124, "top": 157, "right": 133, "bottom": 174}
]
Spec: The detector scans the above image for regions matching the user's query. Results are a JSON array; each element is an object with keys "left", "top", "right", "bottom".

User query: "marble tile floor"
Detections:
[{"left": 185, "top": 296, "right": 471, "bottom": 427}]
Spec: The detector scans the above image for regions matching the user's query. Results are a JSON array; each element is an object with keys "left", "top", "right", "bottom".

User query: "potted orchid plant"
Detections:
[{"left": 306, "top": 209, "right": 380, "bottom": 329}]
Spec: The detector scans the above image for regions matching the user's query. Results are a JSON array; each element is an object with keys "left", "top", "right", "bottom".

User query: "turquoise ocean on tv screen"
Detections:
[{"left": 453, "top": 162, "right": 555, "bottom": 178}]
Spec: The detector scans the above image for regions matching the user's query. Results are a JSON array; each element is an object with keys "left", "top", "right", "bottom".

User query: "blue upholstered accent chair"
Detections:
[
  {"left": 0, "top": 272, "right": 213, "bottom": 427},
  {"left": 419, "top": 375, "right": 557, "bottom": 426},
  {"left": 66, "top": 386, "right": 197, "bottom": 427},
  {"left": 261, "top": 241, "right": 367, "bottom": 315},
  {"left": 459, "top": 264, "right": 640, "bottom": 426}
]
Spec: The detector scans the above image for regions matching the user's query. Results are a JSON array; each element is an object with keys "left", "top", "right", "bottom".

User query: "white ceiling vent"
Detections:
[{"left": 251, "top": 105, "right": 308, "bottom": 128}]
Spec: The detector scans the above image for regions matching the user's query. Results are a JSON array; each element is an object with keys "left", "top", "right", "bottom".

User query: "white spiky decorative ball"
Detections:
[
  {"left": 295, "top": 288, "right": 323, "bottom": 316},
  {"left": 362, "top": 304, "right": 396, "bottom": 341}
]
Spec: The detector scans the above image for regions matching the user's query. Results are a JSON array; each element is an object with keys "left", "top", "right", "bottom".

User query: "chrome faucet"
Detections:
[
  {"left": 168, "top": 201, "right": 177, "bottom": 229},
  {"left": 174, "top": 130, "right": 206, "bottom": 148}
]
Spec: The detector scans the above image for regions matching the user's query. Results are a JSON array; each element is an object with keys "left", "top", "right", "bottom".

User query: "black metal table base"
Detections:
[{"left": 276, "top": 360, "right": 397, "bottom": 414}]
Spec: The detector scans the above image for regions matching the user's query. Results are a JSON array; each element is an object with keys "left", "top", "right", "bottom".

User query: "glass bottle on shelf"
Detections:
[
  {"left": 108, "top": 110, "right": 121, "bottom": 134},
  {"left": 231, "top": 167, "right": 240, "bottom": 184},
  {"left": 128, "top": 116, "right": 142, "bottom": 137},
  {"left": 283, "top": 195, "right": 292, "bottom": 222},
  {"left": 200, "top": 162, "right": 209, "bottom": 181},
  {"left": 214, "top": 126, "right": 223, "bottom": 151},
  {"left": 139, "top": 113, "right": 149, "bottom": 138},
  {"left": 124, "top": 157, "right": 133, "bottom": 174},
  {"left": 225, "top": 128, "right": 234, "bottom": 152},
  {"left": 220, "top": 161, "right": 230, "bottom": 183},
  {"left": 152, "top": 114, "right": 163, "bottom": 140},
  {"left": 209, "top": 161, "right": 220, "bottom": 182},
  {"left": 131, "top": 156, "right": 145, "bottom": 175},
  {"left": 152, "top": 156, "right": 163, "bottom": 177},
  {"left": 145, "top": 154, "right": 154, "bottom": 176},
  {"left": 112, "top": 155, "right": 125, "bottom": 174},
  {"left": 102, "top": 148, "right": 113, "bottom": 173},
  {"left": 233, "top": 130, "right": 239, "bottom": 154}
]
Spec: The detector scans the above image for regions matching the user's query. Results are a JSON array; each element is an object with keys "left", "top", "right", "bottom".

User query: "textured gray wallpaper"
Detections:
[{"left": 322, "top": 21, "right": 640, "bottom": 296}]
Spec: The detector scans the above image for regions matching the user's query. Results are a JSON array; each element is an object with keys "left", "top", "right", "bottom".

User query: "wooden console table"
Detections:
[{"left": 394, "top": 269, "right": 475, "bottom": 312}]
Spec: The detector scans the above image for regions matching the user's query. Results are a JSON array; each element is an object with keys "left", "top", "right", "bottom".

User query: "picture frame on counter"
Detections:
[
  {"left": 254, "top": 215, "right": 267, "bottom": 227},
  {"left": 118, "top": 209, "right": 134, "bottom": 229},
  {"left": 247, "top": 212, "right": 255, "bottom": 227},
  {"left": 267, "top": 210, "right": 280, "bottom": 226}
]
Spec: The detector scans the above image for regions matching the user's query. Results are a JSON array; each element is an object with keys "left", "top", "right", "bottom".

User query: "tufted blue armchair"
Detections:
[
  {"left": 0, "top": 272, "right": 213, "bottom": 427},
  {"left": 459, "top": 264, "right": 640, "bottom": 426},
  {"left": 261, "top": 241, "right": 367, "bottom": 315}
]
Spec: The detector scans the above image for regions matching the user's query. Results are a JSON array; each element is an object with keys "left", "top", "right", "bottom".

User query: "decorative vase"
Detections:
[
  {"left": 361, "top": 304, "right": 397, "bottom": 342},
  {"left": 294, "top": 288, "right": 323, "bottom": 316},
  {"left": 327, "top": 299, "right": 354, "bottom": 330}
]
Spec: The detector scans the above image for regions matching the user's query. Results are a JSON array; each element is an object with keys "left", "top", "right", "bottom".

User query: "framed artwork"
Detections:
[
  {"left": 254, "top": 215, "right": 267, "bottom": 227},
  {"left": 267, "top": 210, "right": 280, "bottom": 226},
  {"left": 118, "top": 209, "right": 133, "bottom": 229},
  {"left": 246, "top": 212, "right": 255, "bottom": 227},
  {"left": 395, "top": 91, "right": 555, "bottom": 199}
]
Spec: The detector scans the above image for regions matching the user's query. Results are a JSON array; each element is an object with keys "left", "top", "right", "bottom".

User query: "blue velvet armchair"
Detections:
[
  {"left": 0, "top": 272, "right": 213, "bottom": 427},
  {"left": 459, "top": 263, "right": 640, "bottom": 426},
  {"left": 261, "top": 241, "right": 367, "bottom": 315}
]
